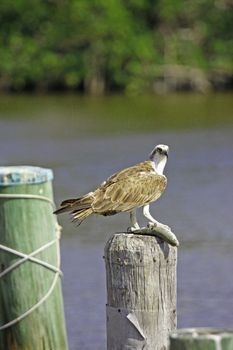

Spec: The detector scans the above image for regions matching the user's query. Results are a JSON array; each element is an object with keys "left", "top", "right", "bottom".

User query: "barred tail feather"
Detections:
[
  {"left": 54, "top": 192, "right": 94, "bottom": 219},
  {"left": 71, "top": 208, "right": 93, "bottom": 224}
]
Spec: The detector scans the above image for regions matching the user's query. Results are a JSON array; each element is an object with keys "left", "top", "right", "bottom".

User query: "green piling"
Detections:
[
  {"left": 0, "top": 166, "right": 68, "bottom": 350},
  {"left": 170, "top": 328, "right": 233, "bottom": 350}
]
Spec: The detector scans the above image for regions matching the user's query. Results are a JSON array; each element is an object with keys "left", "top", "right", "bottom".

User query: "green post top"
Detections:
[
  {"left": 0, "top": 166, "right": 53, "bottom": 186},
  {"left": 170, "top": 327, "right": 233, "bottom": 341}
]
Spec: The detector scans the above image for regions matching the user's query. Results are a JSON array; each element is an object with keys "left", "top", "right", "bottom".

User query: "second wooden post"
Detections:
[{"left": 104, "top": 233, "right": 177, "bottom": 350}]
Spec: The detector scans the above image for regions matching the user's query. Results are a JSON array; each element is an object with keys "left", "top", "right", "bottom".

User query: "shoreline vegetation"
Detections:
[{"left": 0, "top": 1, "right": 232, "bottom": 95}]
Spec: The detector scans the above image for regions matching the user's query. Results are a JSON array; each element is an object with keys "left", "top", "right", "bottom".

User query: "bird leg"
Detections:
[
  {"left": 143, "top": 204, "right": 171, "bottom": 231},
  {"left": 128, "top": 209, "right": 140, "bottom": 232}
]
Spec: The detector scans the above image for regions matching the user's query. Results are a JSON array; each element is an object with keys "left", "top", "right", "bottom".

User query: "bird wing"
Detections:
[{"left": 92, "top": 161, "right": 167, "bottom": 214}]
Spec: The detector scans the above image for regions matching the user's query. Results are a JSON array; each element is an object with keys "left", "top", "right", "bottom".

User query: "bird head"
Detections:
[
  {"left": 149, "top": 144, "right": 169, "bottom": 175},
  {"left": 149, "top": 144, "right": 169, "bottom": 160}
]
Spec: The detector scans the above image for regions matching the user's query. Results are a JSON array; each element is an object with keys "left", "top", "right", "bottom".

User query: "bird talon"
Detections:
[
  {"left": 127, "top": 226, "right": 139, "bottom": 232},
  {"left": 147, "top": 222, "right": 171, "bottom": 232},
  {"left": 147, "top": 222, "right": 156, "bottom": 229}
]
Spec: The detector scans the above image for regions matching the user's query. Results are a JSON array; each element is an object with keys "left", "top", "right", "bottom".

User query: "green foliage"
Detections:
[{"left": 0, "top": 0, "right": 232, "bottom": 93}]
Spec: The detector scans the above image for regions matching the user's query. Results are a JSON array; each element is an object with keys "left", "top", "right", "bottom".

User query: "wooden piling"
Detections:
[
  {"left": 170, "top": 328, "right": 233, "bottom": 350},
  {"left": 0, "top": 166, "right": 68, "bottom": 350},
  {"left": 104, "top": 232, "right": 177, "bottom": 350}
]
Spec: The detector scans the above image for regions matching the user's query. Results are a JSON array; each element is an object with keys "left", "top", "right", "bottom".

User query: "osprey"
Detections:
[{"left": 54, "top": 144, "right": 170, "bottom": 232}]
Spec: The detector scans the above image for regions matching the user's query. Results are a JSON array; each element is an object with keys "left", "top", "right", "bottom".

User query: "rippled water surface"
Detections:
[{"left": 0, "top": 93, "right": 233, "bottom": 349}]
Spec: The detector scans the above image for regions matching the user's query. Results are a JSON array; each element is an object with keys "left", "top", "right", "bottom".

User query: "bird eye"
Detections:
[{"left": 157, "top": 147, "right": 162, "bottom": 153}]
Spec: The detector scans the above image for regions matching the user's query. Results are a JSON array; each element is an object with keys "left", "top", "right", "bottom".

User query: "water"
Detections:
[{"left": 0, "top": 93, "right": 233, "bottom": 349}]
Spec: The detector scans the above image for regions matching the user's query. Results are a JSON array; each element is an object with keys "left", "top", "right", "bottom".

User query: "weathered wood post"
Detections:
[
  {"left": 104, "top": 233, "right": 177, "bottom": 350},
  {"left": 0, "top": 166, "right": 68, "bottom": 350},
  {"left": 170, "top": 328, "right": 233, "bottom": 350}
]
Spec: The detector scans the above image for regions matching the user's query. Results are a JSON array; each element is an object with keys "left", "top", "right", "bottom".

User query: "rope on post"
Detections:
[{"left": 0, "top": 193, "right": 62, "bottom": 331}]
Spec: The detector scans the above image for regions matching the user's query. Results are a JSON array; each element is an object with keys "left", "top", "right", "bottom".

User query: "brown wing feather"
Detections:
[
  {"left": 92, "top": 161, "right": 167, "bottom": 214},
  {"left": 101, "top": 161, "right": 154, "bottom": 185}
]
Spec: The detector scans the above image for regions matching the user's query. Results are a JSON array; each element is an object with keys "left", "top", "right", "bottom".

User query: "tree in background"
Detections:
[{"left": 0, "top": 0, "right": 232, "bottom": 93}]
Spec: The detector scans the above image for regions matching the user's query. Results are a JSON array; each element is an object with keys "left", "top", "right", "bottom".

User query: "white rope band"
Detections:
[
  {"left": 0, "top": 193, "right": 62, "bottom": 331},
  {"left": 0, "top": 193, "right": 55, "bottom": 205},
  {"left": 0, "top": 239, "right": 62, "bottom": 278}
]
